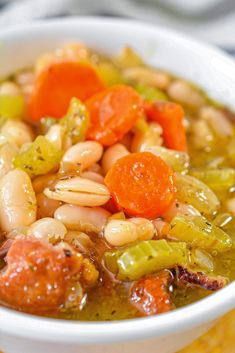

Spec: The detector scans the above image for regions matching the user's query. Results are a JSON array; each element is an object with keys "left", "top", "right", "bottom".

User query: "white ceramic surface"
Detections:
[{"left": 0, "top": 17, "right": 234, "bottom": 353}]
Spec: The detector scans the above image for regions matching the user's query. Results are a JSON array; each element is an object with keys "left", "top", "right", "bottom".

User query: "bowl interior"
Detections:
[{"left": 0, "top": 17, "right": 234, "bottom": 344}]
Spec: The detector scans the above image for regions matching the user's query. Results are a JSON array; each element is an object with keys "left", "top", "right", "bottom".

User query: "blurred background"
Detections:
[{"left": 0, "top": 0, "right": 235, "bottom": 55}]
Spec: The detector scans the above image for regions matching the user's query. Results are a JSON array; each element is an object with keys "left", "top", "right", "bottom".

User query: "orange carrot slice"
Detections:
[
  {"left": 86, "top": 85, "right": 144, "bottom": 146},
  {"left": 145, "top": 101, "right": 187, "bottom": 151},
  {"left": 104, "top": 152, "right": 176, "bottom": 218},
  {"left": 29, "top": 61, "right": 104, "bottom": 121}
]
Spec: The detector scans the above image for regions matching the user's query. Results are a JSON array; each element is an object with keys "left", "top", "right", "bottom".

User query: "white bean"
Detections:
[
  {"left": 102, "top": 143, "right": 129, "bottom": 174},
  {"left": 80, "top": 171, "right": 104, "bottom": 184},
  {"left": 54, "top": 204, "right": 110, "bottom": 233},
  {"left": 55, "top": 43, "right": 89, "bottom": 62},
  {"left": 19, "top": 142, "right": 32, "bottom": 153},
  {"left": 87, "top": 163, "right": 103, "bottom": 175},
  {"left": 36, "top": 43, "right": 89, "bottom": 75},
  {"left": 0, "top": 169, "right": 36, "bottom": 232},
  {"left": 0, "top": 81, "right": 21, "bottom": 96},
  {"left": 0, "top": 133, "right": 10, "bottom": 147},
  {"left": 200, "top": 106, "right": 232, "bottom": 137},
  {"left": 191, "top": 119, "right": 214, "bottom": 149},
  {"left": 131, "top": 122, "right": 163, "bottom": 152},
  {"left": 104, "top": 218, "right": 155, "bottom": 246},
  {"left": 0, "top": 142, "right": 19, "bottom": 179},
  {"left": 15, "top": 70, "right": 35, "bottom": 87},
  {"left": 35, "top": 52, "right": 55, "bottom": 75},
  {"left": 104, "top": 219, "right": 138, "bottom": 246},
  {"left": 28, "top": 217, "right": 67, "bottom": 243},
  {"left": 168, "top": 80, "right": 205, "bottom": 110},
  {"left": 45, "top": 124, "right": 65, "bottom": 150},
  {"left": 123, "top": 67, "right": 171, "bottom": 90},
  {"left": 1, "top": 120, "right": 34, "bottom": 148},
  {"left": 62, "top": 141, "right": 103, "bottom": 172},
  {"left": 129, "top": 217, "right": 155, "bottom": 240},
  {"left": 44, "top": 176, "right": 110, "bottom": 207}
]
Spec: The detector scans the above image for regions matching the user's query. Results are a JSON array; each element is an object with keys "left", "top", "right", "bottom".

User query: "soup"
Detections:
[{"left": 0, "top": 43, "right": 234, "bottom": 321}]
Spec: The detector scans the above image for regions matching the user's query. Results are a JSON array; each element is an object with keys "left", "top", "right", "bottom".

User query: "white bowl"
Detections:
[{"left": 0, "top": 17, "right": 234, "bottom": 353}]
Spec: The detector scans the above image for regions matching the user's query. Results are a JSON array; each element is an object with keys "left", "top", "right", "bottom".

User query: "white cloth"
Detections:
[{"left": 0, "top": 0, "right": 235, "bottom": 49}]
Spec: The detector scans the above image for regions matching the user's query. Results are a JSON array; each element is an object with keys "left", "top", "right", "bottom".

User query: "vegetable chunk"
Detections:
[
  {"left": 13, "top": 135, "right": 62, "bottom": 177},
  {"left": 104, "top": 239, "right": 189, "bottom": 280},
  {"left": 86, "top": 85, "right": 144, "bottom": 146},
  {"left": 60, "top": 97, "right": 90, "bottom": 144},
  {"left": 0, "top": 238, "right": 85, "bottom": 313},
  {"left": 29, "top": 62, "right": 104, "bottom": 120},
  {"left": 105, "top": 152, "right": 176, "bottom": 218},
  {"left": 145, "top": 101, "right": 187, "bottom": 151},
  {"left": 170, "top": 215, "right": 232, "bottom": 253},
  {"left": 130, "top": 271, "right": 174, "bottom": 316}
]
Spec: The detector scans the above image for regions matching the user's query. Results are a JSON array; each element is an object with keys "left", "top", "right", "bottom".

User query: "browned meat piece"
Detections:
[
  {"left": 0, "top": 237, "right": 98, "bottom": 314},
  {"left": 129, "top": 270, "right": 174, "bottom": 316},
  {"left": 177, "top": 266, "right": 227, "bottom": 291}
]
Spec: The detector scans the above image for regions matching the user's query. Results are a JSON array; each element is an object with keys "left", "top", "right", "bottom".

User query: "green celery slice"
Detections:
[
  {"left": 170, "top": 215, "right": 232, "bottom": 253},
  {"left": 60, "top": 98, "right": 90, "bottom": 144},
  {"left": 147, "top": 146, "right": 189, "bottom": 172},
  {"left": 0, "top": 95, "right": 24, "bottom": 126},
  {"left": 96, "top": 63, "right": 124, "bottom": 86},
  {"left": 190, "top": 168, "right": 235, "bottom": 192},
  {"left": 134, "top": 83, "right": 167, "bottom": 102},
  {"left": 175, "top": 173, "right": 220, "bottom": 215},
  {"left": 115, "top": 47, "right": 144, "bottom": 68},
  {"left": 104, "top": 239, "right": 189, "bottom": 281},
  {"left": 13, "top": 135, "right": 62, "bottom": 177}
]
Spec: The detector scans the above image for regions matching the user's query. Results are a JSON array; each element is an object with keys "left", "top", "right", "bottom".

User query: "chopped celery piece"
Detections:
[
  {"left": 40, "top": 117, "right": 57, "bottom": 134},
  {"left": 60, "top": 98, "right": 90, "bottom": 144},
  {"left": 115, "top": 47, "right": 144, "bottom": 68},
  {"left": 190, "top": 168, "right": 235, "bottom": 192},
  {"left": 104, "top": 250, "right": 122, "bottom": 274},
  {"left": 170, "top": 215, "right": 232, "bottom": 253},
  {"left": 190, "top": 248, "right": 214, "bottom": 273},
  {"left": 13, "top": 135, "right": 62, "bottom": 177},
  {"left": 134, "top": 83, "right": 167, "bottom": 102},
  {"left": 104, "top": 239, "right": 189, "bottom": 281},
  {"left": 96, "top": 63, "right": 124, "bottom": 86},
  {"left": 0, "top": 95, "right": 24, "bottom": 121},
  {"left": 213, "top": 212, "right": 233, "bottom": 228},
  {"left": 175, "top": 173, "right": 220, "bottom": 215},
  {"left": 147, "top": 146, "right": 189, "bottom": 172}
]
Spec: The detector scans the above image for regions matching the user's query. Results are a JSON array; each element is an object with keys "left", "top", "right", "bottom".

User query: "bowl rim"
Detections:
[{"left": 0, "top": 16, "right": 234, "bottom": 344}]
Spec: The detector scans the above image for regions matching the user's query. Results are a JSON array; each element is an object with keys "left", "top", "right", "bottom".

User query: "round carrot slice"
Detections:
[
  {"left": 86, "top": 85, "right": 144, "bottom": 146},
  {"left": 145, "top": 101, "right": 187, "bottom": 151},
  {"left": 29, "top": 61, "right": 104, "bottom": 121},
  {"left": 104, "top": 152, "right": 176, "bottom": 218}
]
